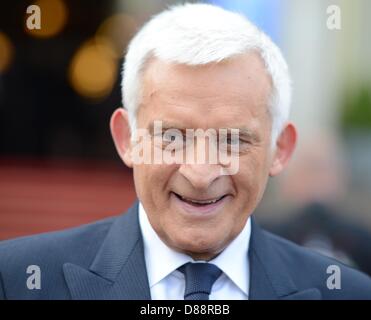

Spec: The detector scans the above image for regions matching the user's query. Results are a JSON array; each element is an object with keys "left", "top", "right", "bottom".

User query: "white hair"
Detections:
[{"left": 122, "top": 3, "right": 292, "bottom": 146}]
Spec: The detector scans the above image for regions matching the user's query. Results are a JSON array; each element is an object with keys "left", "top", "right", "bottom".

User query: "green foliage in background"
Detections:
[{"left": 340, "top": 86, "right": 371, "bottom": 132}]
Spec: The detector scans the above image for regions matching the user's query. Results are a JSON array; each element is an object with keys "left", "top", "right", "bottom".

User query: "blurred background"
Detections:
[{"left": 0, "top": 0, "right": 370, "bottom": 274}]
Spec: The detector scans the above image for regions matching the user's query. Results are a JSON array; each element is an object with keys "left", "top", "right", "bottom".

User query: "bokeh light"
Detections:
[
  {"left": 25, "top": 0, "right": 68, "bottom": 38},
  {"left": 0, "top": 31, "right": 14, "bottom": 73},
  {"left": 95, "top": 13, "right": 138, "bottom": 60},
  {"left": 68, "top": 38, "right": 117, "bottom": 100}
]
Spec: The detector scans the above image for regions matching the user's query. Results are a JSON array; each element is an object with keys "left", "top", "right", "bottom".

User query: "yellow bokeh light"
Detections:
[
  {"left": 0, "top": 32, "right": 14, "bottom": 73},
  {"left": 25, "top": 0, "right": 68, "bottom": 38},
  {"left": 69, "top": 39, "right": 118, "bottom": 100},
  {"left": 96, "top": 13, "right": 138, "bottom": 59},
  {"left": 68, "top": 12, "right": 137, "bottom": 100}
]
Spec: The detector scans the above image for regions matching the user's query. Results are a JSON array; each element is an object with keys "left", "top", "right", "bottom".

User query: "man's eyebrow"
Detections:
[
  {"left": 220, "top": 127, "right": 260, "bottom": 142},
  {"left": 147, "top": 121, "right": 188, "bottom": 134},
  {"left": 147, "top": 122, "right": 260, "bottom": 141}
]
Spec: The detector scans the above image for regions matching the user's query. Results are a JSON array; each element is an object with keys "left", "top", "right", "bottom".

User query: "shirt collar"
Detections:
[
  {"left": 208, "top": 216, "right": 251, "bottom": 295},
  {"left": 138, "top": 202, "right": 251, "bottom": 295}
]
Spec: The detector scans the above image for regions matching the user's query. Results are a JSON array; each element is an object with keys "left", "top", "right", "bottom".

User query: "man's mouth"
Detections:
[
  {"left": 171, "top": 191, "right": 230, "bottom": 216},
  {"left": 173, "top": 192, "right": 227, "bottom": 207}
]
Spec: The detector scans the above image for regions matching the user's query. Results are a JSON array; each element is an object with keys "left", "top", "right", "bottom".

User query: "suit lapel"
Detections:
[
  {"left": 249, "top": 218, "right": 322, "bottom": 300},
  {"left": 63, "top": 203, "right": 321, "bottom": 300},
  {"left": 63, "top": 202, "right": 151, "bottom": 300}
]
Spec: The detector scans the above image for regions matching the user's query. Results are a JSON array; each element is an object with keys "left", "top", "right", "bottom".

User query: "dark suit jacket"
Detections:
[{"left": 1, "top": 202, "right": 371, "bottom": 299}]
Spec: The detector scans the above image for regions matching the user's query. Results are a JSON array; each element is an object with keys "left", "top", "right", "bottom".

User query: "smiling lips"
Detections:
[{"left": 173, "top": 192, "right": 227, "bottom": 206}]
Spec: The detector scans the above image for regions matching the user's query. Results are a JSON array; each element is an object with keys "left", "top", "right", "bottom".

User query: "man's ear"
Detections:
[
  {"left": 110, "top": 108, "right": 133, "bottom": 168},
  {"left": 269, "top": 122, "right": 297, "bottom": 177}
]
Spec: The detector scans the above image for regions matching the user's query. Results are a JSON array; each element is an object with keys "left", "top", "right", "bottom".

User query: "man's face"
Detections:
[
  {"left": 112, "top": 52, "right": 287, "bottom": 260},
  {"left": 127, "top": 53, "right": 274, "bottom": 260}
]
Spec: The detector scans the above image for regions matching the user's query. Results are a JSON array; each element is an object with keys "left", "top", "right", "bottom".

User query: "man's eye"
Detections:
[
  {"left": 162, "top": 131, "right": 184, "bottom": 143},
  {"left": 226, "top": 138, "right": 240, "bottom": 145},
  {"left": 220, "top": 136, "right": 241, "bottom": 145}
]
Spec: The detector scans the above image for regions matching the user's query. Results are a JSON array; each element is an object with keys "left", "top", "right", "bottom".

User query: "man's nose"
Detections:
[{"left": 178, "top": 163, "right": 222, "bottom": 190}]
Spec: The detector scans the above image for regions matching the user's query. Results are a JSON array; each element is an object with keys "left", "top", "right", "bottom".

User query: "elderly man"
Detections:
[{"left": 0, "top": 3, "right": 370, "bottom": 300}]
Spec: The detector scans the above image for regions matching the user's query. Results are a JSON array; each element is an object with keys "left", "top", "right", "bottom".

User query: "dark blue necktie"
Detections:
[{"left": 178, "top": 262, "right": 222, "bottom": 300}]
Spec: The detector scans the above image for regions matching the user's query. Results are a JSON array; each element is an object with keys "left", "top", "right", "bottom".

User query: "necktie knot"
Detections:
[{"left": 178, "top": 262, "right": 222, "bottom": 300}]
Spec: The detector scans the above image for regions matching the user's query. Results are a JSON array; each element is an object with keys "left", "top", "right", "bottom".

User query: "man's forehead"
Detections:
[
  {"left": 140, "top": 54, "right": 272, "bottom": 113},
  {"left": 137, "top": 53, "right": 272, "bottom": 133},
  {"left": 139, "top": 79, "right": 270, "bottom": 122},
  {"left": 138, "top": 92, "right": 271, "bottom": 128}
]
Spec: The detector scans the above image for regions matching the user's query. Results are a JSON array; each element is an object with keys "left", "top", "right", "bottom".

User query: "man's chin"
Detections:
[{"left": 169, "top": 236, "right": 225, "bottom": 260}]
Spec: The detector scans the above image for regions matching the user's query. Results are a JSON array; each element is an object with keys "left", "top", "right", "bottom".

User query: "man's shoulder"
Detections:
[
  {"left": 0, "top": 215, "right": 117, "bottom": 299},
  {"left": 0, "top": 215, "right": 116, "bottom": 266},
  {"left": 262, "top": 229, "right": 371, "bottom": 299}
]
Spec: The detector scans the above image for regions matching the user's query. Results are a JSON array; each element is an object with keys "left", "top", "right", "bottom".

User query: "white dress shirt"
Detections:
[{"left": 138, "top": 202, "right": 251, "bottom": 300}]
